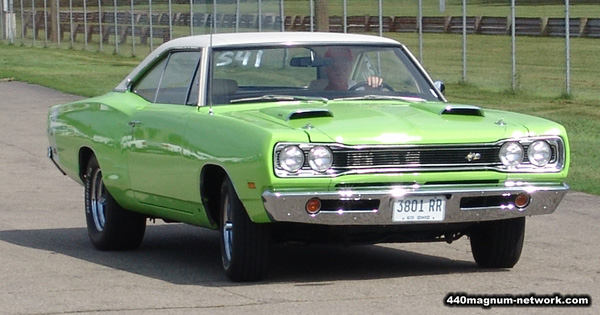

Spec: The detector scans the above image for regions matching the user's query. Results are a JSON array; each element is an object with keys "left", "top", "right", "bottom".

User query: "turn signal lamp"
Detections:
[
  {"left": 515, "top": 193, "right": 531, "bottom": 209},
  {"left": 306, "top": 198, "right": 322, "bottom": 214}
]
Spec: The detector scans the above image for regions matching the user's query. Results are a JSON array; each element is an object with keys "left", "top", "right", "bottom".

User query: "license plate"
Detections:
[{"left": 392, "top": 196, "right": 446, "bottom": 222}]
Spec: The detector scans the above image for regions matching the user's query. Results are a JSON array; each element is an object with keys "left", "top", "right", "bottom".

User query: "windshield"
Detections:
[{"left": 209, "top": 44, "right": 442, "bottom": 105}]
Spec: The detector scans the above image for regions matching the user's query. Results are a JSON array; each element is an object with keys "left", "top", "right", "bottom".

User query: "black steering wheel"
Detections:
[{"left": 348, "top": 81, "right": 395, "bottom": 91}]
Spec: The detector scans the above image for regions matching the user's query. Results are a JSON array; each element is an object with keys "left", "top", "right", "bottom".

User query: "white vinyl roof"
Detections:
[
  {"left": 167, "top": 31, "right": 401, "bottom": 48},
  {"left": 115, "top": 32, "right": 404, "bottom": 91}
]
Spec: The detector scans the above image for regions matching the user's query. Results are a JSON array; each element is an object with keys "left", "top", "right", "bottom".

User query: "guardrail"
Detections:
[
  {"left": 320, "top": 15, "right": 600, "bottom": 38},
  {"left": 19, "top": 11, "right": 600, "bottom": 45}
]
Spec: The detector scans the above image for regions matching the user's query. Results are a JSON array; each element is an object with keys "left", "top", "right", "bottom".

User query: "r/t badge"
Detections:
[{"left": 466, "top": 152, "right": 481, "bottom": 162}]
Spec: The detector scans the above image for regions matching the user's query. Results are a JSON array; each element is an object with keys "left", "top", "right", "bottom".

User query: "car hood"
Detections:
[{"left": 231, "top": 100, "right": 555, "bottom": 145}]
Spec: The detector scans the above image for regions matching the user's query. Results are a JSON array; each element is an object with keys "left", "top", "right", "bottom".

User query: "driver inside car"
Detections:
[{"left": 309, "top": 47, "right": 383, "bottom": 91}]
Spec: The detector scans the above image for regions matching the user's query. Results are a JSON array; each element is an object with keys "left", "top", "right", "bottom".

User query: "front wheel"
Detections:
[
  {"left": 219, "top": 178, "right": 270, "bottom": 282},
  {"left": 469, "top": 217, "right": 525, "bottom": 268},
  {"left": 84, "top": 156, "right": 146, "bottom": 250}
]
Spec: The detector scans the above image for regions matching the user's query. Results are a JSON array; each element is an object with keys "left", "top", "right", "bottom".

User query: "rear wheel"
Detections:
[
  {"left": 84, "top": 156, "right": 146, "bottom": 250},
  {"left": 219, "top": 178, "right": 270, "bottom": 282},
  {"left": 470, "top": 217, "right": 525, "bottom": 268}
]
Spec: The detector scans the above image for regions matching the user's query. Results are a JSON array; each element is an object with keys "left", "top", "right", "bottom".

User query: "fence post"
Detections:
[
  {"left": 511, "top": 0, "right": 517, "bottom": 91},
  {"left": 149, "top": 0, "right": 153, "bottom": 51},
  {"left": 69, "top": 0, "right": 73, "bottom": 48},
  {"left": 131, "top": 0, "right": 135, "bottom": 56},
  {"left": 83, "top": 0, "right": 87, "bottom": 50},
  {"left": 279, "top": 0, "right": 284, "bottom": 32},
  {"left": 113, "top": 0, "right": 118, "bottom": 53},
  {"left": 309, "top": 0, "right": 314, "bottom": 32},
  {"left": 565, "top": 0, "right": 571, "bottom": 95},
  {"left": 461, "top": 0, "right": 467, "bottom": 82},
  {"left": 378, "top": 0, "right": 382, "bottom": 36},
  {"left": 1, "top": 0, "right": 4, "bottom": 41},
  {"left": 43, "top": 0, "right": 48, "bottom": 47},
  {"left": 343, "top": 0, "right": 347, "bottom": 33},
  {"left": 31, "top": 0, "right": 35, "bottom": 46},
  {"left": 20, "top": 0, "right": 25, "bottom": 43},
  {"left": 98, "top": 0, "right": 103, "bottom": 51},
  {"left": 189, "top": 0, "right": 193, "bottom": 36}
]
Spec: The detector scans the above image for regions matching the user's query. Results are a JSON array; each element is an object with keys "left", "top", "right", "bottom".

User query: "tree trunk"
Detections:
[
  {"left": 315, "top": 0, "right": 329, "bottom": 32},
  {"left": 50, "top": 0, "right": 58, "bottom": 42}
]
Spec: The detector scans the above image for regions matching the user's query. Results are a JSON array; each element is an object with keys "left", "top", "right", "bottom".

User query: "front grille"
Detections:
[
  {"left": 274, "top": 137, "right": 564, "bottom": 177},
  {"left": 332, "top": 146, "right": 502, "bottom": 169}
]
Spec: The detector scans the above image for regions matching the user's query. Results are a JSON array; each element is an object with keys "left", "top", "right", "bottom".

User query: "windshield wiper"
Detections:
[
  {"left": 230, "top": 95, "right": 329, "bottom": 104},
  {"left": 334, "top": 95, "right": 426, "bottom": 102}
]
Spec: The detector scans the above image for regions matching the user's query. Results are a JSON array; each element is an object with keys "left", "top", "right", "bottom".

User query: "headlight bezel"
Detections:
[
  {"left": 496, "top": 136, "right": 565, "bottom": 172},
  {"left": 275, "top": 143, "right": 336, "bottom": 177},
  {"left": 308, "top": 145, "right": 333, "bottom": 172},
  {"left": 527, "top": 140, "right": 552, "bottom": 167},
  {"left": 278, "top": 145, "right": 305, "bottom": 173},
  {"left": 499, "top": 142, "right": 524, "bottom": 168}
]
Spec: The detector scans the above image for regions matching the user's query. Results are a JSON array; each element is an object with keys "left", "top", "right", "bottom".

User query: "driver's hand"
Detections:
[{"left": 366, "top": 76, "right": 383, "bottom": 88}]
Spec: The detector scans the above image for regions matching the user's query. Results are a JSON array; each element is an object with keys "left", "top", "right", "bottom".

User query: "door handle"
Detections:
[{"left": 128, "top": 120, "right": 142, "bottom": 127}]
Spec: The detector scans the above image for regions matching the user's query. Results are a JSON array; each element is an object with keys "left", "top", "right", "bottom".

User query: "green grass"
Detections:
[
  {"left": 0, "top": 32, "right": 598, "bottom": 195},
  {"left": 0, "top": 45, "right": 138, "bottom": 96}
]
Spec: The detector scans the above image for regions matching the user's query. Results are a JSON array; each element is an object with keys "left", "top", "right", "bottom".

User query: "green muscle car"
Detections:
[{"left": 47, "top": 32, "right": 569, "bottom": 282}]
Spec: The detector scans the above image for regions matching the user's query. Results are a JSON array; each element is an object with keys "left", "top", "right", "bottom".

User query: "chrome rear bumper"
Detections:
[{"left": 261, "top": 182, "right": 569, "bottom": 225}]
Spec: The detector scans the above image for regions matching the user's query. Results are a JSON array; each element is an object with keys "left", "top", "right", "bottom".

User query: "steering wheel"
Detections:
[{"left": 348, "top": 81, "right": 395, "bottom": 91}]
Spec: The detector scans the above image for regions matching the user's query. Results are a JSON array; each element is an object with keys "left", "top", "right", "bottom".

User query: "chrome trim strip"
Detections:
[
  {"left": 47, "top": 146, "right": 67, "bottom": 176},
  {"left": 261, "top": 182, "right": 569, "bottom": 225},
  {"left": 198, "top": 48, "right": 210, "bottom": 106}
]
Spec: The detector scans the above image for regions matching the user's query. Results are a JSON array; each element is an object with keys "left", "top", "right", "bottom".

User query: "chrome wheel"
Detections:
[
  {"left": 89, "top": 168, "right": 107, "bottom": 232},
  {"left": 219, "top": 178, "right": 271, "bottom": 282},
  {"left": 84, "top": 155, "right": 146, "bottom": 250},
  {"left": 222, "top": 195, "right": 234, "bottom": 266}
]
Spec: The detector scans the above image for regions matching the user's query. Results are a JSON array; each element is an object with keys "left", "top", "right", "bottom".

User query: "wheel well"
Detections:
[
  {"left": 78, "top": 147, "right": 95, "bottom": 181},
  {"left": 201, "top": 165, "right": 228, "bottom": 225}
]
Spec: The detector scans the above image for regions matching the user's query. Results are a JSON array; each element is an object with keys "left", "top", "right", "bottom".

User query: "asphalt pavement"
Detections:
[{"left": 0, "top": 81, "right": 597, "bottom": 314}]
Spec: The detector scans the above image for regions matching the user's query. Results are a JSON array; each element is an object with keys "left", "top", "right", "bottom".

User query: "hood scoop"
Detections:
[
  {"left": 261, "top": 107, "right": 333, "bottom": 121},
  {"left": 440, "top": 105, "right": 485, "bottom": 117},
  {"left": 289, "top": 109, "right": 333, "bottom": 120}
]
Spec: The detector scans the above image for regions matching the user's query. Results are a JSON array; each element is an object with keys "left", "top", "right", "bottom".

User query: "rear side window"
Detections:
[{"left": 133, "top": 50, "right": 202, "bottom": 104}]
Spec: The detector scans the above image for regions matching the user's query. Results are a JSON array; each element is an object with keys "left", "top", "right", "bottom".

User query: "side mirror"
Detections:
[{"left": 434, "top": 81, "right": 445, "bottom": 94}]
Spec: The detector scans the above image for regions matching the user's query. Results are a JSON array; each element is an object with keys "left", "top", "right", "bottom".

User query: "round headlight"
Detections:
[
  {"left": 279, "top": 146, "right": 304, "bottom": 172},
  {"left": 527, "top": 140, "right": 552, "bottom": 167},
  {"left": 499, "top": 142, "right": 524, "bottom": 167},
  {"left": 308, "top": 146, "right": 333, "bottom": 172}
]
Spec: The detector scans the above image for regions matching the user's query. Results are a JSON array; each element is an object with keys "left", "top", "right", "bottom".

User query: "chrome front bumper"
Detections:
[{"left": 261, "top": 182, "right": 569, "bottom": 225}]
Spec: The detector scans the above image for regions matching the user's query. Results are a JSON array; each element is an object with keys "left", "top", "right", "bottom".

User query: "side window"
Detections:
[
  {"left": 133, "top": 58, "right": 167, "bottom": 102},
  {"left": 156, "top": 51, "right": 201, "bottom": 104},
  {"left": 133, "top": 50, "right": 201, "bottom": 104}
]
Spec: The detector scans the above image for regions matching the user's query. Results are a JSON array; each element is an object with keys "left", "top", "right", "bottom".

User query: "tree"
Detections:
[{"left": 315, "top": 0, "right": 329, "bottom": 32}]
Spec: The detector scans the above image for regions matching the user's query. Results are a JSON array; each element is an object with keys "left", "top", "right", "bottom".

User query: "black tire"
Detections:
[
  {"left": 84, "top": 156, "right": 146, "bottom": 251},
  {"left": 470, "top": 217, "right": 525, "bottom": 268},
  {"left": 219, "top": 178, "right": 270, "bottom": 282}
]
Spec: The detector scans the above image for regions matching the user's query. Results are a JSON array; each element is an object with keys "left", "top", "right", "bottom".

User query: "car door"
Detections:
[{"left": 126, "top": 49, "right": 202, "bottom": 213}]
